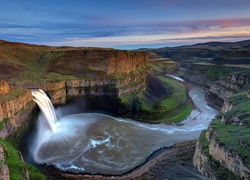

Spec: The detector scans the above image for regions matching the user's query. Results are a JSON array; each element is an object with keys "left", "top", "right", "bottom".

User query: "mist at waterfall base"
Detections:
[{"left": 31, "top": 88, "right": 218, "bottom": 175}]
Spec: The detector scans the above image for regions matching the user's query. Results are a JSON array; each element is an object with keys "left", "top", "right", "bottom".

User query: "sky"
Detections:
[{"left": 1, "top": 0, "right": 250, "bottom": 49}]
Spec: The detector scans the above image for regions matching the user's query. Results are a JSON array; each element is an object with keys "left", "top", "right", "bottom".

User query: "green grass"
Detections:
[
  {"left": 148, "top": 59, "right": 178, "bottom": 74},
  {"left": 226, "top": 92, "right": 250, "bottom": 125},
  {"left": 203, "top": 68, "right": 230, "bottom": 81},
  {"left": 211, "top": 119, "right": 250, "bottom": 164},
  {"left": 0, "top": 138, "right": 46, "bottom": 180},
  {"left": 199, "top": 131, "right": 238, "bottom": 179},
  {"left": 0, "top": 118, "right": 9, "bottom": 130},
  {"left": 133, "top": 76, "right": 191, "bottom": 123},
  {"left": 210, "top": 92, "right": 250, "bottom": 164},
  {"left": 166, "top": 104, "right": 191, "bottom": 122},
  {"left": 156, "top": 76, "right": 190, "bottom": 122},
  {"left": 0, "top": 90, "right": 26, "bottom": 103}
]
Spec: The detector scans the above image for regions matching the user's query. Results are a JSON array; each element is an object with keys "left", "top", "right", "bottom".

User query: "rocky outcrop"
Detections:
[
  {"left": 0, "top": 44, "right": 150, "bottom": 138},
  {"left": 0, "top": 140, "right": 30, "bottom": 180},
  {"left": 185, "top": 64, "right": 250, "bottom": 109},
  {"left": 49, "top": 49, "right": 149, "bottom": 75},
  {"left": 184, "top": 63, "right": 249, "bottom": 88},
  {"left": 0, "top": 80, "right": 10, "bottom": 95},
  {"left": 148, "top": 52, "right": 180, "bottom": 75},
  {"left": 0, "top": 144, "right": 9, "bottom": 180},
  {"left": 192, "top": 68, "right": 250, "bottom": 179},
  {"left": 194, "top": 90, "right": 250, "bottom": 179},
  {"left": 35, "top": 81, "right": 67, "bottom": 105},
  {"left": 66, "top": 69, "right": 147, "bottom": 97},
  {"left": 208, "top": 136, "right": 250, "bottom": 179},
  {"left": 0, "top": 88, "right": 35, "bottom": 139},
  {"left": 208, "top": 71, "right": 250, "bottom": 101},
  {"left": 193, "top": 131, "right": 218, "bottom": 179},
  {"left": 184, "top": 64, "right": 214, "bottom": 87}
]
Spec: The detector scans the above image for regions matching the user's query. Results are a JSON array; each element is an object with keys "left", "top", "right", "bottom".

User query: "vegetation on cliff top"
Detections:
[
  {"left": 121, "top": 75, "right": 191, "bottom": 123},
  {"left": 212, "top": 119, "right": 250, "bottom": 164},
  {"left": 199, "top": 131, "right": 238, "bottom": 179},
  {"left": 199, "top": 90, "right": 250, "bottom": 178},
  {"left": 211, "top": 92, "right": 250, "bottom": 164},
  {"left": 0, "top": 138, "right": 46, "bottom": 180},
  {"left": 0, "top": 89, "right": 26, "bottom": 103}
]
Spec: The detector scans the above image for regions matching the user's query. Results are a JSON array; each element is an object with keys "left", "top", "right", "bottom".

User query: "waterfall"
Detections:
[{"left": 32, "top": 89, "right": 57, "bottom": 132}]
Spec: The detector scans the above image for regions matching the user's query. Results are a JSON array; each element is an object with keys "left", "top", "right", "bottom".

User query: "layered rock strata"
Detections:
[
  {"left": 0, "top": 46, "right": 149, "bottom": 138},
  {"left": 0, "top": 81, "right": 35, "bottom": 139},
  {"left": 208, "top": 71, "right": 250, "bottom": 101},
  {"left": 48, "top": 49, "right": 148, "bottom": 75},
  {"left": 0, "top": 80, "right": 10, "bottom": 95},
  {"left": 194, "top": 91, "right": 250, "bottom": 179},
  {"left": 185, "top": 64, "right": 249, "bottom": 109}
]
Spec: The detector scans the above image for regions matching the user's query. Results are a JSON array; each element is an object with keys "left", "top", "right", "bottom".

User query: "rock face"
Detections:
[
  {"left": 148, "top": 52, "right": 180, "bottom": 75},
  {"left": 49, "top": 49, "right": 149, "bottom": 75},
  {"left": 0, "top": 144, "right": 10, "bottom": 180},
  {"left": 0, "top": 88, "right": 35, "bottom": 139},
  {"left": 209, "top": 72, "right": 250, "bottom": 101},
  {"left": 194, "top": 80, "right": 250, "bottom": 179},
  {"left": 184, "top": 64, "right": 248, "bottom": 88},
  {"left": 35, "top": 81, "right": 67, "bottom": 105},
  {"left": 0, "top": 141, "right": 30, "bottom": 180},
  {"left": 185, "top": 64, "right": 249, "bottom": 109},
  {"left": 66, "top": 69, "right": 146, "bottom": 97},
  {"left": 193, "top": 131, "right": 218, "bottom": 179},
  {"left": 0, "top": 45, "right": 149, "bottom": 138},
  {"left": 0, "top": 80, "right": 10, "bottom": 95},
  {"left": 184, "top": 64, "right": 214, "bottom": 87}
]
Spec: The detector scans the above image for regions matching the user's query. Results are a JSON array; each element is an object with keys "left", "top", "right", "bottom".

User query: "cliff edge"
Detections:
[{"left": 192, "top": 70, "right": 250, "bottom": 179}]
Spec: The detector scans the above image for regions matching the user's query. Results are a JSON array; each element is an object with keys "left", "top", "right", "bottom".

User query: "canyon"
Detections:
[
  {"left": 147, "top": 40, "right": 250, "bottom": 179},
  {"left": 0, "top": 40, "right": 183, "bottom": 179},
  {"left": 182, "top": 62, "right": 250, "bottom": 179},
  {"left": 0, "top": 39, "right": 249, "bottom": 179}
]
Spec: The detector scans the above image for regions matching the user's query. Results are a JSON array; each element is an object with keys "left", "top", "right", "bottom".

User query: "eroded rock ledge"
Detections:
[{"left": 194, "top": 87, "right": 250, "bottom": 179}]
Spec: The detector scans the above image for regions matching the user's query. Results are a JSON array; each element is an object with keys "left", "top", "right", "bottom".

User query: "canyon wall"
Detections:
[
  {"left": 193, "top": 69, "right": 250, "bottom": 179},
  {"left": 48, "top": 49, "right": 148, "bottom": 75},
  {"left": 0, "top": 46, "right": 149, "bottom": 139},
  {"left": 184, "top": 63, "right": 249, "bottom": 109},
  {"left": 0, "top": 81, "right": 35, "bottom": 139}
]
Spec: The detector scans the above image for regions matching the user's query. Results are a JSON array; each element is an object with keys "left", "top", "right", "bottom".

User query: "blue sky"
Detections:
[{"left": 1, "top": 0, "right": 250, "bottom": 49}]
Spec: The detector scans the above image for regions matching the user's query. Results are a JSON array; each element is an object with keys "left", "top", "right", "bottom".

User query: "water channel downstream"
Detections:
[{"left": 31, "top": 76, "right": 218, "bottom": 175}]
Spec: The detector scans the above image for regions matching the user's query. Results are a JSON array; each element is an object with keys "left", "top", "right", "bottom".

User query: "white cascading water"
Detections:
[
  {"left": 32, "top": 89, "right": 57, "bottom": 132},
  {"left": 30, "top": 77, "right": 218, "bottom": 175}
]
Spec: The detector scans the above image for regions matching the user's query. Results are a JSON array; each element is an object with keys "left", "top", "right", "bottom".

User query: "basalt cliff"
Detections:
[
  {"left": 143, "top": 40, "right": 250, "bottom": 179},
  {"left": 0, "top": 40, "right": 150, "bottom": 139},
  {"left": 183, "top": 64, "right": 250, "bottom": 179},
  {"left": 0, "top": 40, "right": 153, "bottom": 179}
]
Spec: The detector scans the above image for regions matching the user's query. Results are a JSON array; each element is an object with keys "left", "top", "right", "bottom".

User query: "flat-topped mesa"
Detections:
[{"left": 48, "top": 49, "right": 149, "bottom": 75}]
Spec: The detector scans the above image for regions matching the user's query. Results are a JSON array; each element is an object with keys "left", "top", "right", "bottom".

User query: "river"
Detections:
[{"left": 31, "top": 75, "right": 218, "bottom": 175}]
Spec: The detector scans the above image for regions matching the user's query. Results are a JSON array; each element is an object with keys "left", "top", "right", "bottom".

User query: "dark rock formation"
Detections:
[
  {"left": 193, "top": 71, "right": 250, "bottom": 179},
  {"left": 0, "top": 84, "right": 35, "bottom": 139}
]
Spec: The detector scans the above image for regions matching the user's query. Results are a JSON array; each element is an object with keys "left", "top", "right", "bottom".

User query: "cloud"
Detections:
[{"left": 1, "top": 0, "right": 250, "bottom": 48}]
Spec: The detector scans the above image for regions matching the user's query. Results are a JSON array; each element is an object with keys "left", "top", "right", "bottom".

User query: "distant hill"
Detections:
[{"left": 143, "top": 39, "right": 250, "bottom": 67}]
